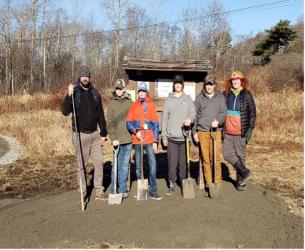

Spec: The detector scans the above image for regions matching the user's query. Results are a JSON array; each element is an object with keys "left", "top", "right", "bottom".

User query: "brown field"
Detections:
[{"left": 0, "top": 91, "right": 303, "bottom": 217}]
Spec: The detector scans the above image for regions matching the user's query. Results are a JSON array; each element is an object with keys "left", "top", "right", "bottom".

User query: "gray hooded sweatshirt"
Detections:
[
  {"left": 193, "top": 90, "right": 227, "bottom": 132},
  {"left": 161, "top": 92, "right": 196, "bottom": 141}
]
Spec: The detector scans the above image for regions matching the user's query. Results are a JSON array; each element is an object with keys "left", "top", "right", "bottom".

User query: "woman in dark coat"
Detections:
[{"left": 223, "top": 71, "right": 256, "bottom": 191}]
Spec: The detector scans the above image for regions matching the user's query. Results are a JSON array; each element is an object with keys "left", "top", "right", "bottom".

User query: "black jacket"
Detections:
[
  {"left": 62, "top": 81, "right": 107, "bottom": 137},
  {"left": 224, "top": 89, "right": 256, "bottom": 137}
]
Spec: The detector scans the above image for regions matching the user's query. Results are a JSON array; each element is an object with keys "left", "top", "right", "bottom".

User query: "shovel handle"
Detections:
[
  {"left": 184, "top": 129, "right": 191, "bottom": 179},
  {"left": 72, "top": 92, "right": 85, "bottom": 212},
  {"left": 136, "top": 128, "right": 146, "bottom": 181},
  {"left": 210, "top": 128, "right": 217, "bottom": 183},
  {"left": 113, "top": 145, "right": 120, "bottom": 194},
  {"left": 210, "top": 127, "right": 218, "bottom": 140},
  {"left": 182, "top": 125, "right": 191, "bottom": 138},
  {"left": 140, "top": 139, "right": 144, "bottom": 181}
]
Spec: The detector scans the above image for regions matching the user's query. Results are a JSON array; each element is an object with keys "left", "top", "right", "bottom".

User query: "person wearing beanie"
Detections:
[
  {"left": 193, "top": 74, "right": 227, "bottom": 197},
  {"left": 107, "top": 79, "right": 133, "bottom": 198},
  {"left": 126, "top": 82, "right": 162, "bottom": 200},
  {"left": 61, "top": 65, "right": 108, "bottom": 202},
  {"left": 161, "top": 73, "right": 196, "bottom": 196},
  {"left": 222, "top": 71, "right": 256, "bottom": 191}
]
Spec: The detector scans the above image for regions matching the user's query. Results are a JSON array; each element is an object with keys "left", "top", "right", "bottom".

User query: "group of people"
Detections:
[{"left": 62, "top": 65, "right": 256, "bottom": 202}]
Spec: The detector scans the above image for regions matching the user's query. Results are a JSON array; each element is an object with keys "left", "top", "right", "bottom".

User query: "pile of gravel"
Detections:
[{"left": 0, "top": 135, "right": 22, "bottom": 166}]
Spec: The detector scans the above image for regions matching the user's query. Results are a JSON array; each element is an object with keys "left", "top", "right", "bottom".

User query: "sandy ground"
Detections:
[
  {"left": 0, "top": 179, "right": 303, "bottom": 248},
  {"left": 0, "top": 139, "right": 303, "bottom": 248}
]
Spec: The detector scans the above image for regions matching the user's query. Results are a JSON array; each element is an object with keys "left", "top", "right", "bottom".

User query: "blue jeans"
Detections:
[
  {"left": 134, "top": 143, "right": 158, "bottom": 195},
  {"left": 111, "top": 143, "right": 132, "bottom": 193}
]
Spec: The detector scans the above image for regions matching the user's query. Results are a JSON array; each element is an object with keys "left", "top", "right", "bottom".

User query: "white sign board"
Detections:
[
  {"left": 157, "top": 79, "right": 173, "bottom": 98},
  {"left": 184, "top": 82, "right": 196, "bottom": 101}
]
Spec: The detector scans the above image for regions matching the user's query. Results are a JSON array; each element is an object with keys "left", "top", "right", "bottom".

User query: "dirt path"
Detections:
[{"left": 0, "top": 180, "right": 303, "bottom": 248}]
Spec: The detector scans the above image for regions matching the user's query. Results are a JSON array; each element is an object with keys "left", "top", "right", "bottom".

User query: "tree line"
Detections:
[{"left": 0, "top": 0, "right": 302, "bottom": 95}]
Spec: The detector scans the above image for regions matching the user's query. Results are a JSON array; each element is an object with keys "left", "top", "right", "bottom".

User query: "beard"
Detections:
[{"left": 80, "top": 79, "right": 90, "bottom": 89}]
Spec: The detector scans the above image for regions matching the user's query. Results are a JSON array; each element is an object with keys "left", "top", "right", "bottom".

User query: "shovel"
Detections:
[
  {"left": 137, "top": 139, "right": 148, "bottom": 201},
  {"left": 209, "top": 128, "right": 221, "bottom": 199},
  {"left": 108, "top": 146, "right": 123, "bottom": 205},
  {"left": 71, "top": 92, "right": 86, "bottom": 211},
  {"left": 182, "top": 127, "right": 196, "bottom": 199}
]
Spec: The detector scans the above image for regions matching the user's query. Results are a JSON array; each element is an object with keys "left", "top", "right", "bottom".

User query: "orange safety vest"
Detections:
[{"left": 126, "top": 96, "right": 159, "bottom": 145}]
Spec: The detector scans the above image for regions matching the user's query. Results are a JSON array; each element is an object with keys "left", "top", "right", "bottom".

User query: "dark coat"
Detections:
[
  {"left": 224, "top": 89, "right": 256, "bottom": 137},
  {"left": 61, "top": 81, "right": 107, "bottom": 137}
]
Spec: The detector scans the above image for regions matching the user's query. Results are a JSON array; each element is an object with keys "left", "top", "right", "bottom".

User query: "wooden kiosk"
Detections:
[{"left": 122, "top": 57, "right": 213, "bottom": 121}]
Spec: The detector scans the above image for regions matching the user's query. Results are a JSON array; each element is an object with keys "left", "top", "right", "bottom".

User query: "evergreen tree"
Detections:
[{"left": 252, "top": 20, "right": 297, "bottom": 64}]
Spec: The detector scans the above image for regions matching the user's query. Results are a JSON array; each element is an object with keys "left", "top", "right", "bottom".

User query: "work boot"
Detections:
[
  {"left": 236, "top": 173, "right": 246, "bottom": 191},
  {"left": 239, "top": 169, "right": 252, "bottom": 186},
  {"left": 233, "top": 158, "right": 252, "bottom": 187},
  {"left": 165, "top": 181, "right": 175, "bottom": 196}
]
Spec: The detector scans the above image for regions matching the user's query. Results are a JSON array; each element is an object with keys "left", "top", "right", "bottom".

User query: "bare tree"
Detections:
[
  {"left": 100, "top": 0, "right": 130, "bottom": 84},
  {"left": 122, "top": 5, "right": 146, "bottom": 58},
  {"left": 0, "top": 0, "right": 14, "bottom": 94},
  {"left": 197, "top": 0, "right": 230, "bottom": 61}
]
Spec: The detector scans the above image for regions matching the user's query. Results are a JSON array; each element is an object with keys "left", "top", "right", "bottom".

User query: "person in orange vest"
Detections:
[{"left": 126, "top": 82, "right": 162, "bottom": 200}]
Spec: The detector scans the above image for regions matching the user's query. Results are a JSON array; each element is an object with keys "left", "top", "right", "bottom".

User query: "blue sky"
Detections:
[{"left": 59, "top": 0, "right": 303, "bottom": 40}]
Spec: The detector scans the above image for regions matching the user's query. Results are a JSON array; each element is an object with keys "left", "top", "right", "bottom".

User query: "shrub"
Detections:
[{"left": 246, "top": 52, "right": 303, "bottom": 92}]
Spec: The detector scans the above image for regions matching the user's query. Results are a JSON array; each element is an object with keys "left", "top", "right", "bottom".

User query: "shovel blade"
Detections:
[
  {"left": 209, "top": 183, "right": 217, "bottom": 199},
  {"left": 182, "top": 178, "right": 196, "bottom": 199},
  {"left": 108, "top": 193, "right": 123, "bottom": 205},
  {"left": 209, "top": 182, "right": 222, "bottom": 199},
  {"left": 215, "top": 182, "right": 222, "bottom": 198},
  {"left": 137, "top": 179, "right": 148, "bottom": 201}
]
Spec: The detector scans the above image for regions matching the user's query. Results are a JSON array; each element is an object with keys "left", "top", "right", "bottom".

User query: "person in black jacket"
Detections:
[
  {"left": 223, "top": 71, "right": 256, "bottom": 191},
  {"left": 62, "top": 65, "right": 108, "bottom": 201}
]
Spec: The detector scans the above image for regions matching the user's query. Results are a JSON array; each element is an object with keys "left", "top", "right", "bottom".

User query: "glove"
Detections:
[{"left": 245, "top": 128, "right": 253, "bottom": 144}]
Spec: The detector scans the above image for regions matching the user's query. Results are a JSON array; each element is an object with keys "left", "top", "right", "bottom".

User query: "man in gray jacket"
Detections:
[
  {"left": 193, "top": 75, "right": 227, "bottom": 197},
  {"left": 161, "top": 74, "right": 196, "bottom": 196}
]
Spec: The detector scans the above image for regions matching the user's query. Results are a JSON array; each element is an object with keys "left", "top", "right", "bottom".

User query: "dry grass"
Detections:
[
  {"left": 245, "top": 89, "right": 304, "bottom": 216},
  {"left": 247, "top": 143, "right": 303, "bottom": 217},
  {"left": 0, "top": 93, "right": 60, "bottom": 115},
  {"left": 0, "top": 93, "right": 113, "bottom": 198},
  {"left": 254, "top": 89, "right": 303, "bottom": 143},
  {"left": 0, "top": 110, "right": 73, "bottom": 158},
  {"left": 0, "top": 92, "right": 303, "bottom": 217}
]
